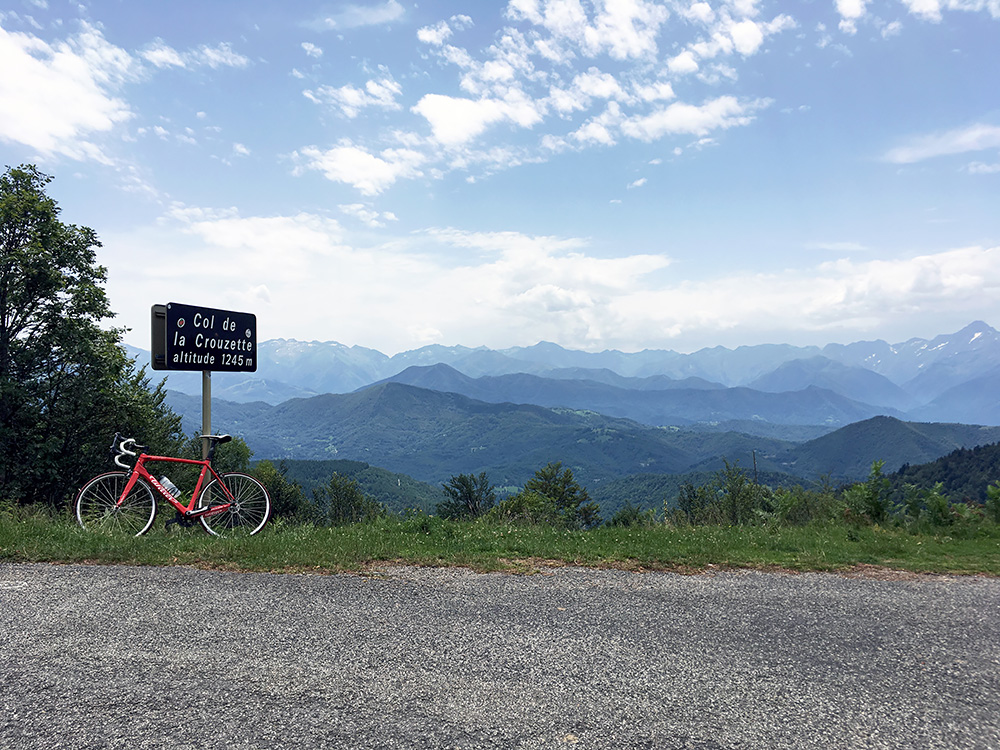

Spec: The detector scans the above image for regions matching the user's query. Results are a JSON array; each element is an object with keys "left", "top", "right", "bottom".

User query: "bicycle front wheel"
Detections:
[
  {"left": 199, "top": 473, "right": 270, "bottom": 537},
  {"left": 75, "top": 472, "right": 157, "bottom": 536}
]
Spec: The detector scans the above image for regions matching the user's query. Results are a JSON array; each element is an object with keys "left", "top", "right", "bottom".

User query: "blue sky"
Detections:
[{"left": 1, "top": 0, "right": 998, "bottom": 354}]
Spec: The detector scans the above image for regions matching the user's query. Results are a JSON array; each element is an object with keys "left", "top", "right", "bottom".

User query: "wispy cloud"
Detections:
[
  {"left": 311, "top": 1, "right": 405, "bottom": 30},
  {"left": 301, "top": 42, "right": 323, "bottom": 58},
  {"left": 304, "top": 71, "right": 402, "bottom": 118},
  {"left": 805, "top": 241, "right": 868, "bottom": 252},
  {"left": 142, "top": 40, "right": 250, "bottom": 69},
  {"left": 884, "top": 123, "right": 1000, "bottom": 164}
]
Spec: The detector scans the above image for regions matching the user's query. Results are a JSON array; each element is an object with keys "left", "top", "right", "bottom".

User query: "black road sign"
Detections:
[{"left": 151, "top": 303, "right": 257, "bottom": 372}]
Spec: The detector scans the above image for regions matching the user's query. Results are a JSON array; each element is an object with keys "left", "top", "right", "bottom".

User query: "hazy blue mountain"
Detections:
[
  {"left": 747, "top": 356, "right": 916, "bottom": 411},
  {"left": 376, "top": 364, "right": 900, "bottom": 427},
  {"left": 906, "top": 367, "right": 1000, "bottom": 425},
  {"left": 664, "top": 343, "right": 825, "bottom": 386},
  {"left": 540, "top": 367, "right": 724, "bottom": 391},
  {"left": 900, "top": 323, "right": 1000, "bottom": 402},
  {"left": 499, "top": 341, "right": 673, "bottom": 376},
  {"left": 822, "top": 321, "right": 1000, "bottom": 392},
  {"left": 210, "top": 377, "right": 318, "bottom": 404},
  {"left": 255, "top": 339, "right": 389, "bottom": 394},
  {"left": 164, "top": 391, "right": 272, "bottom": 436}
]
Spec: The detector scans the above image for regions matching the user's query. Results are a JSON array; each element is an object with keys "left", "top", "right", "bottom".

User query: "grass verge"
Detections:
[{"left": 3, "top": 511, "right": 1000, "bottom": 576}]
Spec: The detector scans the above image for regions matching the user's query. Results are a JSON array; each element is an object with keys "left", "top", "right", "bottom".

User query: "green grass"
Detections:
[{"left": 3, "top": 509, "right": 1000, "bottom": 576}]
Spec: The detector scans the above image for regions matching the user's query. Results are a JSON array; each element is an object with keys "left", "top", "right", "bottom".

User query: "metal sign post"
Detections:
[
  {"left": 151, "top": 303, "right": 257, "bottom": 458},
  {"left": 202, "top": 371, "right": 212, "bottom": 460}
]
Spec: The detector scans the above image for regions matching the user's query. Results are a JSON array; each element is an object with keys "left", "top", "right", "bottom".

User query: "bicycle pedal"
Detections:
[{"left": 165, "top": 513, "right": 196, "bottom": 529}]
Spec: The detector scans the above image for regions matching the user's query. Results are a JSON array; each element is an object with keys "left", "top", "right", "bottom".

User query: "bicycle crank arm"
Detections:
[{"left": 185, "top": 504, "right": 232, "bottom": 518}]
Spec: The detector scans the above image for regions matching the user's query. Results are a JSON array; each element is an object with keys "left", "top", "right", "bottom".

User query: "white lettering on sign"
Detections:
[
  {"left": 193, "top": 333, "right": 254, "bottom": 351},
  {"left": 171, "top": 351, "right": 216, "bottom": 365}
]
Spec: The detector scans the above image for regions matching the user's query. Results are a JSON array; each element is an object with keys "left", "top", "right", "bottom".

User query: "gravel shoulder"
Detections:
[{"left": 2, "top": 562, "right": 998, "bottom": 749}]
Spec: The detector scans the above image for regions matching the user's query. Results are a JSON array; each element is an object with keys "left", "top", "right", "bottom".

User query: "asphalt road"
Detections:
[{"left": 1, "top": 562, "right": 998, "bottom": 750}]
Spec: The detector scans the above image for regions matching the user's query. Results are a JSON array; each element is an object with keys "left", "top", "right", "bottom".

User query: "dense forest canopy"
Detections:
[{"left": 0, "top": 165, "right": 181, "bottom": 506}]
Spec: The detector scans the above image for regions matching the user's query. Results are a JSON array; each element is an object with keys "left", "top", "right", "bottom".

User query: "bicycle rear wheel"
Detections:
[
  {"left": 198, "top": 473, "right": 270, "bottom": 536},
  {"left": 75, "top": 472, "right": 157, "bottom": 536}
]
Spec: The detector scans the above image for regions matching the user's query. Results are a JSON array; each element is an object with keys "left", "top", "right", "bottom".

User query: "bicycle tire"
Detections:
[
  {"left": 198, "top": 473, "right": 271, "bottom": 536},
  {"left": 75, "top": 472, "right": 157, "bottom": 536}
]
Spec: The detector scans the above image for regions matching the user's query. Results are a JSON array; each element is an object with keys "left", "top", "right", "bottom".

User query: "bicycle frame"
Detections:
[{"left": 121, "top": 453, "right": 234, "bottom": 519}]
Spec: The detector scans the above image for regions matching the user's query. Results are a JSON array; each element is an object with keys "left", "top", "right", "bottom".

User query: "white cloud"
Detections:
[
  {"left": 142, "top": 40, "right": 185, "bottom": 68},
  {"left": 305, "top": 73, "right": 402, "bottom": 118},
  {"left": 884, "top": 123, "right": 1000, "bottom": 163},
  {"left": 338, "top": 203, "right": 399, "bottom": 227},
  {"left": 967, "top": 161, "right": 1000, "bottom": 174},
  {"left": 313, "top": 1, "right": 406, "bottom": 30},
  {"left": 604, "top": 245, "right": 1000, "bottom": 351},
  {"left": 682, "top": 3, "right": 716, "bottom": 24},
  {"left": 622, "top": 96, "right": 770, "bottom": 141},
  {"left": 634, "top": 81, "right": 675, "bottom": 102},
  {"left": 0, "top": 22, "right": 134, "bottom": 162},
  {"left": 573, "top": 67, "right": 626, "bottom": 100},
  {"left": 301, "top": 42, "right": 323, "bottom": 58},
  {"left": 295, "top": 142, "right": 427, "bottom": 195},
  {"left": 667, "top": 49, "right": 699, "bottom": 74},
  {"left": 804, "top": 241, "right": 868, "bottom": 252},
  {"left": 142, "top": 39, "right": 250, "bottom": 69},
  {"left": 195, "top": 43, "right": 251, "bottom": 69},
  {"left": 900, "top": 0, "right": 1000, "bottom": 22},
  {"left": 570, "top": 101, "right": 623, "bottom": 145},
  {"left": 412, "top": 91, "right": 544, "bottom": 146},
  {"left": 880, "top": 20, "right": 903, "bottom": 37},
  {"left": 728, "top": 19, "right": 764, "bottom": 54},
  {"left": 417, "top": 21, "right": 452, "bottom": 45},
  {"left": 627, "top": 177, "right": 647, "bottom": 188},
  {"left": 507, "top": 0, "right": 670, "bottom": 61},
  {"left": 836, "top": 0, "right": 868, "bottom": 34}
]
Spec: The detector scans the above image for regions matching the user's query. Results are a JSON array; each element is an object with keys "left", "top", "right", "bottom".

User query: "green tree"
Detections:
[
  {"left": 842, "top": 460, "right": 892, "bottom": 524},
  {"left": 523, "top": 461, "right": 601, "bottom": 529},
  {"left": 436, "top": 472, "right": 496, "bottom": 520},
  {"left": 252, "top": 460, "right": 310, "bottom": 522},
  {"left": 986, "top": 481, "right": 1000, "bottom": 524},
  {"left": 674, "top": 480, "right": 715, "bottom": 524},
  {"left": 0, "top": 165, "right": 181, "bottom": 506},
  {"left": 313, "top": 473, "right": 385, "bottom": 526},
  {"left": 717, "top": 460, "right": 773, "bottom": 525}
]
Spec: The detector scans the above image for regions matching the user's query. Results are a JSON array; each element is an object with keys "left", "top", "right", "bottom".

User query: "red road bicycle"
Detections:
[{"left": 75, "top": 433, "right": 270, "bottom": 537}]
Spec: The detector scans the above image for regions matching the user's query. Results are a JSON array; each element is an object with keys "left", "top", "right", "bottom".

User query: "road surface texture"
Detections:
[{"left": 1, "top": 562, "right": 998, "bottom": 749}]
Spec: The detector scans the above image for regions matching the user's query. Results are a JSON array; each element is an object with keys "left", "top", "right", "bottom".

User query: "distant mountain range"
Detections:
[
  {"left": 146, "top": 321, "right": 1000, "bottom": 510},
  {"left": 137, "top": 320, "right": 1000, "bottom": 427}
]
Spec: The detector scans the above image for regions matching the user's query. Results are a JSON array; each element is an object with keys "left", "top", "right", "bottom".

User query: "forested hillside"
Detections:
[{"left": 891, "top": 442, "right": 1000, "bottom": 503}]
